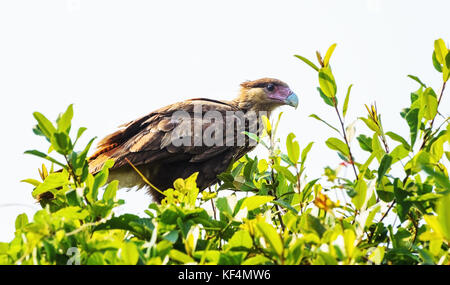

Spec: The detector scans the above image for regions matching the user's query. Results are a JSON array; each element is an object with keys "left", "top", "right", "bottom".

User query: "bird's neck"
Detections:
[{"left": 231, "top": 88, "right": 276, "bottom": 117}]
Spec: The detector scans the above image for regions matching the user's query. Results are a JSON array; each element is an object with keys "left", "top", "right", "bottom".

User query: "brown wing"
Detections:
[{"left": 88, "top": 98, "right": 245, "bottom": 175}]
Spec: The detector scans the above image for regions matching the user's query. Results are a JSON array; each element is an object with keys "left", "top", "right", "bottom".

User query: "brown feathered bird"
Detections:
[{"left": 88, "top": 78, "right": 298, "bottom": 202}]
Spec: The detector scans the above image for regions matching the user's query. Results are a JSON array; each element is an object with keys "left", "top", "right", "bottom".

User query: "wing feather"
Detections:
[{"left": 89, "top": 99, "right": 241, "bottom": 174}]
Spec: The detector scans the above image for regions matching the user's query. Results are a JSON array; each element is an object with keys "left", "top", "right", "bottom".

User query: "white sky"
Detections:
[{"left": 0, "top": 0, "right": 449, "bottom": 242}]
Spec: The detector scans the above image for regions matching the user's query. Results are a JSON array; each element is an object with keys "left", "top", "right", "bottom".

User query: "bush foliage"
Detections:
[{"left": 1, "top": 40, "right": 449, "bottom": 265}]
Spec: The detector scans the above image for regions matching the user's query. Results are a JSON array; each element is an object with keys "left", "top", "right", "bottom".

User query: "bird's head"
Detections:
[{"left": 237, "top": 78, "right": 298, "bottom": 111}]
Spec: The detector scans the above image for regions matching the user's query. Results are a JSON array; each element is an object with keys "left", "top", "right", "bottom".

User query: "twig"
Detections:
[
  {"left": 408, "top": 212, "right": 419, "bottom": 248},
  {"left": 125, "top": 158, "right": 165, "bottom": 197},
  {"left": 66, "top": 218, "right": 107, "bottom": 236},
  {"left": 270, "top": 167, "right": 285, "bottom": 231},
  {"left": 420, "top": 81, "right": 447, "bottom": 150},
  {"left": 209, "top": 187, "right": 217, "bottom": 220},
  {"left": 430, "top": 81, "right": 447, "bottom": 128},
  {"left": 64, "top": 155, "right": 80, "bottom": 188},
  {"left": 333, "top": 101, "right": 359, "bottom": 180},
  {"left": 379, "top": 200, "right": 396, "bottom": 224},
  {"left": 363, "top": 200, "right": 396, "bottom": 245},
  {"left": 296, "top": 168, "right": 301, "bottom": 194}
]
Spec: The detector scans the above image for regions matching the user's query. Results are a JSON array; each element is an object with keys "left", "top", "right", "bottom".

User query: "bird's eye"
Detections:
[{"left": 266, "top": 83, "right": 275, "bottom": 92}]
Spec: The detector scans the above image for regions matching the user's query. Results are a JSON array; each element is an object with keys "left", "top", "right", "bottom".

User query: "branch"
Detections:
[
  {"left": 333, "top": 101, "right": 359, "bottom": 180},
  {"left": 420, "top": 81, "right": 447, "bottom": 150}
]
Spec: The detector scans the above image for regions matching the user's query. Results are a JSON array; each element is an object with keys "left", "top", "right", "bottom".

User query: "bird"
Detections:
[{"left": 88, "top": 78, "right": 298, "bottom": 202}]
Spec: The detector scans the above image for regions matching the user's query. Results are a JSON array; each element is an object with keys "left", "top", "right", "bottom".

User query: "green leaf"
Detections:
[
  {"left": 20, "top": 179, "right": 41, "bottom": 187},
  {"left": 88, "top": 160, "right": 115, "bottom": 203},
  {"left": 95, "top": 214, "right": 153, "bottom": 233},
  {"left": 273, "top": 199, "right": 298, "bottom": 214},
  {"left": 299, "top": 178, "right": 320, "bottom": 203},
  {"left": 368, "top": 247, "right": 385, "bottom": 265},
  {"left": 306, "top": 214, "right": 326, "bottom": 238},
  {"left": 169, "top": 249, "right": 195, "bottom": 264},
  {"left": 405, "top": 108, "right": 419, "bottom": 148},
  {"left": 286, "top": 133, "right": 300, "bottom": 164},
  {"left": 309, "top": 114, "right": 340, "bottom": 134},
  {"left": 317, "top": 87, "right": 336, "bottom": 107},
  {"left": 406, "top": 151, "right": 430, "bottom": 174},
  {"left": 239, "top": 195, "right": 274, "bottom": 212},
  {"left": 57, "top": 104, "right": 73, "bottom": 133},
  {"left": 76, "top": 127, "right": 87, "bottom": 140},
  {"left": 52, "top": 132, "right": 71, "bottom": 154},
  {"left": 385, "top": 131, "right": 411, "bottom": 151},
  {"left": 434, "top": 38, "right": 448, "bottom": 65},
  {"left": 434, "top": 39, "right": 449, "bottom": 82},
  {"left": 325, "top": 137, "right": 349, "bottom": 157},
  {"left": 216, "top": 197, "right": 234, "bottom": 216},
  {"left": 228, "top": 230, "right": 253, "bottom": 250},
  {"left": 301, "top": 142, "right": 314, "bottom": 163},
  {"left": 430, "top": 135, "right": 445, "bottom": 162},
  {"left": 261, "top": 115, "right": 271, "bottom": 136},
  {"left": 359, "top": 117, "right": 380, "bottom": 134},
  {"left": 318, "top": 67, "right": 337, "bottom": 98},
  {"left": 65, "top": 188, "right": 83, "bottom": 207},
  {"left": 242, "top": 255, "right": 272, "bottom": 265},
  {"left": 445, "top": 53, "right": 450, "bottom": 81},
  {"left": 33, "top": 112, "right": 56, "bottom": 139},
  {"left": 256, "top": 222, "right": 283, "bottom": 257},
  {"left": 273, "top": 112, "right": 283, "bottom": 139},
  {"left": 357, "top": 134, "right": 373, "bottom": 152},
  {"left": 360, "top": 153, "right": 376, "bottom": 175},
  {"left": 437, "top": 194, "right": 450, "bottom": 241},
  {"left": 243, "top": 131, "right": 259, "bottom": 143},
  {"left": 432, "top": 51, "right": 442, "bottom": 73},
  {"left": 371, "top": 134, "right": 385, "bottom": 162},
  {"left": 377, "top": 185, "right": 394, "bottom": 203},
  {"left": 273, "top": 165, "right": 297, "bottom": 184},
  {"left": 393, "top": 179, "right": 411, "bottom": 222},
  {"left": 342, "top": 84, "right": 353, "bottom": 118},
  {"left": 32, "top": 124, "right": 44, "bottom": 136},
  {"left": 405, "top": 193, "right": 443, "bottom": 202},
  {"left": 352, "top": 178, "right": 368, "bottom": 210},
  {"left": 73, "top": 127, "right": 87, "bottom": 146},
  {"left": 343, "top": 229, "right": 356, "bottom": 258},
  {"left": 407, "top": 75, "right": 427, "bottom": 88},
  {"left": 421, "top": 164, "right": 450, "bottom": 190},
  {"left": 421, "top": 87, "right": 438, "bottom": 121},
  {"left": 243, "top": 131, "right": 269, "bottom": 149},
  {"left": 185, "top": 225, "right": 200, "bottom": 256},
  {"left": 76, "top": 137, "right": 96, "bottom": 168},
  {"left": 323, "top": 43, "right": 337, "bottom": 67},
  {"left": 103, "top": 180, "right": 119, "bottom": 201},
  {"left": 390, "top": 145, "right": 410, "bottom": 163},
  {"left": 163, "top": 230, "right": 179, "bottom": 243},
  {"left": 32, "top": 171, "right": 69, "bottom": 197},
  {"left": 24, "top": 150, "right": 66, "bottom": 168},
  {"left": 257, "top": 159, "right": 268, "bottom": 173},
  {"left": 87, "top": 253, "right": 105, "bottom": 265},
  {"left": 444, "top": 66, "right": 450, "bottom": 82},
  {"left": 294, "top": 54, "right": 319, "bottom": 72},
  {"left": 53, "top": 206, "right": 89, "bottom": 220},
  {"left": 120, "top": 242, "right": 139, "bottom": 265},
  {"left": 365, "top": 205, "right": 381, "bottom": 228},
  {"left": 432, "top": 51, "right": 442, "bottom": 72},
  {"left": 377, "top": 154, "right": 393, "bottom": 183},
  {"left": 15, "top": 213, "right": 28, "bottom": 230},
  {"left": 446, "top": 52, "right": 450, "bottom": 70}
]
